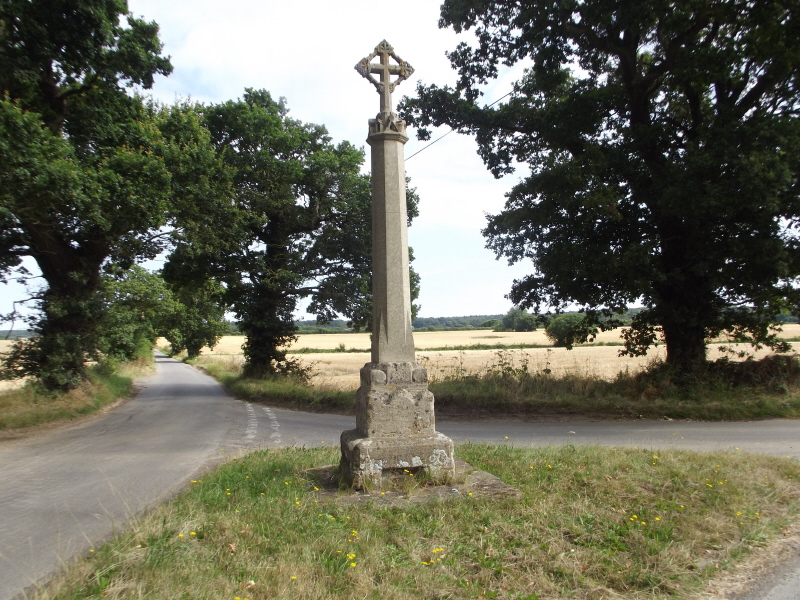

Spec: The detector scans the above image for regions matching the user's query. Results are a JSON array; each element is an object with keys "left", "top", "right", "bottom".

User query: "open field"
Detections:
[
  {"left": 0, "top": 340, "right": 25, "bottom": 392},
  {"left": 194, "top": 325, "right": 800, "bottom": 391},
  {"left": 7, "top": 325, "right": 800, "bottom": 394}
]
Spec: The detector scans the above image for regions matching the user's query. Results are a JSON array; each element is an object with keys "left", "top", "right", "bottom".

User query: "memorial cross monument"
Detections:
[{"left": 340, "top": 41, "right": 455, "bottom": 489}]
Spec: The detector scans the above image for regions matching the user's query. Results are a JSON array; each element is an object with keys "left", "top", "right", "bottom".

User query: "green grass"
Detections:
[
  {"left": 193, "top": 352, "right": 800, "bottom": 421},
  {"left": 0, "top": 356, "right": 152, "bottom": 430},
  {"left": 32, "top": 444, "right": 800, "bottom": 599}
]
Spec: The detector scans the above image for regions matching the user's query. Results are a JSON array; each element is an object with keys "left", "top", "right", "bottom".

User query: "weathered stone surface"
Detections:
[
  {"left": 354, "top": 362, "right": 435, "bottom": 437},
  {"left": 368, "top": 114, "right": 415, "bottom": 364},
  {"left": 341, "top": 360, "right": 455, "bottom": 488},
  {"left": 340, "top": 428, "right": 455, "bottom": 490}
]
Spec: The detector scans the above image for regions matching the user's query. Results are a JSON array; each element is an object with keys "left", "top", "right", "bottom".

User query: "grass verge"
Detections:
[
  {"left": 190, "top": 356, "right": 354, "bottom": 412},
  {"left": 430, "top": 352, "right": 800, "bottom": 421},
  {"left": 0, "top": 355, "right": 153, "bottom": 431},
  {"left": 192, "top": 353, "right": 800, "bottom": 421},
  {"left": 32, "top": 444, "right": 800, "bottom": 599}
]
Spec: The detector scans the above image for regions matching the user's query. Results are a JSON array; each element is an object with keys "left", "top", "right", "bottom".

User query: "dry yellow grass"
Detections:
[
  {"left": 191, "top": 324, "right": 800, "bottom": 391},
  {"left": 0, "top": 340, "right": 25, "bottom": 392}
]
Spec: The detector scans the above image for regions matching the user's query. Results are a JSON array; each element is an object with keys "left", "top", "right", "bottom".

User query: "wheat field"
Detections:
[
  {"left": 3, "top": 325, "right": 798, "bottom": 392},
  {"left": 199, "top": 324, "right": 800, "bottom": 390}
]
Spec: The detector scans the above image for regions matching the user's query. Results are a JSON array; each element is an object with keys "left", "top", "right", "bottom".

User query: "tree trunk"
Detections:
[
  {"left": 662, "top": 321, "right": 707, "bottom": 373},
  {"left": 27, "top": 225, "right": 106, "bottom": 390}
]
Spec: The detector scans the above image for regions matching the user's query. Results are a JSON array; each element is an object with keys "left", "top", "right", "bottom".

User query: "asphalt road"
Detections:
[{"left": 1, "top": 354, "right": 799, "bottom": 600}]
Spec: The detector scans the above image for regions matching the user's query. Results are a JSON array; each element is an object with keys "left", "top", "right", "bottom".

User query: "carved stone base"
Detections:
[{"left": 339, "top": 361, "right": 455, "bottom": 489}]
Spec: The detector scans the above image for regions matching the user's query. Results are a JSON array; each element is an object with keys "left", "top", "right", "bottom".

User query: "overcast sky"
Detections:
[{"left": 2, "top": 0, "right": 536, "bottom": 323}]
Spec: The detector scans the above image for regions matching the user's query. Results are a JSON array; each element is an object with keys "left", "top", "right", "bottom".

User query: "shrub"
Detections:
[{"left": 545, "top": 313, "right": 596, "bottom": 347}]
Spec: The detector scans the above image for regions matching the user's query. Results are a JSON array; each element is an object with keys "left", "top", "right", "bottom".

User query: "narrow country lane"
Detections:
[{"left": 0, "top": 354, "right": 256, "bottom": 600}]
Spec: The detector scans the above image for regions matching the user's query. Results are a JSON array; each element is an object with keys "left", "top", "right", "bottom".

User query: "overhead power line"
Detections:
[{"left": 406, "top": 91, "right": 513, "bottom": 161}]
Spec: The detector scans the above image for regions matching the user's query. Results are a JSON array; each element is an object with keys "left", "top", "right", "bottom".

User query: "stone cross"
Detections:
[
  {"left": 340, "top": 41, "right": 455, "bottom": 490},
  {"left": 355, "top": 40, "right": 415, "bottom": 118}
]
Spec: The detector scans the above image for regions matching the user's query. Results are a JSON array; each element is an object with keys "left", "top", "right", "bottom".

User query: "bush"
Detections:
[
  {"left": 545, "top": 313, "right": 594, "bottom": 347},
  {"left": 501, "top": 307, "right": 538, "bottom": 332}
]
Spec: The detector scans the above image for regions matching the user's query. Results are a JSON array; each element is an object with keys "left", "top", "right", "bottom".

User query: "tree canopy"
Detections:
[
  {"left": 164, "top": 90, "right": 420, "bottom": 378},
  {"left": 0, "top": 1, "right": 233, "bottom": 389},
  {"left": 401, "top": 0, "right": 800, "bottom": 371}
]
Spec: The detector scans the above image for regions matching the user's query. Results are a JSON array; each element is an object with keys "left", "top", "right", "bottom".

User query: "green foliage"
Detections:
[
  {"left": 501, "top": 307, "right": 538, "bottom": 332},
  {"left": 0, "top": 2, "right": 217, "bottom": 390},
  {"left": 401, "top": 0, "right": 800, "bottom": 372},
  {"left": 160, "top": 279, "right": 228, "bottom": 359},
  {"left": 412, "top": 314, "right": 504, "bottom": 331},
  {"left": 99, "top": 266, "right": 227, "bottom": 362},
  {"left": 165, "top": 90, "right": 420, "bottom": 377},
  {"left": 294, "top": 320, "right": 353, "bottom": 334},
  {"left": 98, "top": 267, "right": 172, "bottom": 362},
  {"left": 545, "top": 313, "right": 597, "bottom": 348}
]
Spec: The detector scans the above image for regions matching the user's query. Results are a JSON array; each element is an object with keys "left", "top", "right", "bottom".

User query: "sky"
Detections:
[{"left": 1, "top": 0, "right": 536, "bottom": 323}]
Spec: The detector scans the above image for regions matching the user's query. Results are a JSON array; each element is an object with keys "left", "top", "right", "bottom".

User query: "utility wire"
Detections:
[{"left": 406, "top": 90, "right": 514, "bottom": 161}]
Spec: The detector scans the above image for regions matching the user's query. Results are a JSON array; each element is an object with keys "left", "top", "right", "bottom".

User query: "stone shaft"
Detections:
[{"left": 368, "top": 125, "right": 415, "bottom": 364}]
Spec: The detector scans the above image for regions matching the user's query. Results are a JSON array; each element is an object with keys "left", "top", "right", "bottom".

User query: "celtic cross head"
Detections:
[{"left": 355, "top": 40, "right": 414, "bottom": 116}]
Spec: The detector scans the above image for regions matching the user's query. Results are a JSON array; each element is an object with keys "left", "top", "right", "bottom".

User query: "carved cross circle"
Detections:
[{"left": 355, "top": 40, "right": 414, "bottom": 115}]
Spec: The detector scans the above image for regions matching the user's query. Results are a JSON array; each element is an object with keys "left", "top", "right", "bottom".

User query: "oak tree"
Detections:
[
  {"left": 401, "top": 0, "right": 800, "bottom": 372},
  {"left": 0, "top": 2, "right": 227, "bottom": 388}
]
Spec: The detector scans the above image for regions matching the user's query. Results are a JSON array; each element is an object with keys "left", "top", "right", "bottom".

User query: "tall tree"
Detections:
[
  {"left": 401, "top": 0, "right": 800, "bottom": 371},
  {"left": 0, "top": 2, "right": 227, "bottom": 388},
  {"left": 165, "top": 89, "right": 420, "bottom": 377}
]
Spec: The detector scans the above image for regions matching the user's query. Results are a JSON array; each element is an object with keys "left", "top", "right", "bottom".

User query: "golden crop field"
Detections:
[
  {"left": 4, "top": 325, "right": 799, "bottom": 393},
  {"left": 200, "top": 324, "right": 800, "bottom": 390}
]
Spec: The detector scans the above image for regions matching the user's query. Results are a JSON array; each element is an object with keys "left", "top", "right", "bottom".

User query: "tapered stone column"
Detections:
[{"left": 340, "top": 41, "right": 455, "bottom": 489}]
